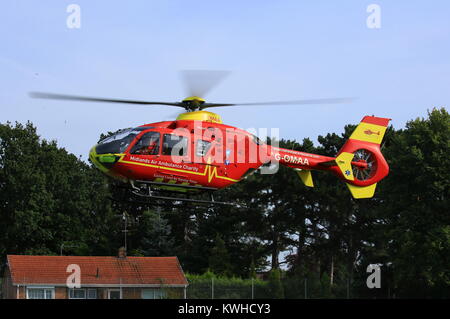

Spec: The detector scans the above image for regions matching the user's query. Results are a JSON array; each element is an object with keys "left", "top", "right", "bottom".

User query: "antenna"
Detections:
[
  {"left": 121, "top": 212, "right": 129, "bottom": 251},
  {"left": 60, "top": 243, "right": 79, "bottom": 256}
]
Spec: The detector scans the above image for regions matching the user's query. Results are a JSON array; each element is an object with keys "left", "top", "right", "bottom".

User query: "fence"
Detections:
[
  {"left": 185, "top": 276, "right": 274, "bottom": 299},
  {"left": 0, "top": 276, "right": 393, "bottom": 299},
  {"left": 0, "top": 276, "right": 272, "bottom": 299}
]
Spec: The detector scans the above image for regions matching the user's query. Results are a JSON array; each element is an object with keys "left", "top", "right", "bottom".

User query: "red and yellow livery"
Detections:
[{"left": 89, "top": 113, "right": 390, "bottom": 199}]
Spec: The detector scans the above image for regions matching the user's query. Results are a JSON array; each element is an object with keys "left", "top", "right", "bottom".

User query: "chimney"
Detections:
[{"left": 118, "top": 247, "right": 127, "bottom": 259}]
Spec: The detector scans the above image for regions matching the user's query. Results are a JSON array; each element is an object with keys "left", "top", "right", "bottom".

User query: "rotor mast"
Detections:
[{"left": 181, "top": 96, "right": 206, "bottom": 112}]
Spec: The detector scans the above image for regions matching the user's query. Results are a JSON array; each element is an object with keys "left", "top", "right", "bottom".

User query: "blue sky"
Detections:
[{"left": 1, "top": 1, "right": 449, "bottom": 159}]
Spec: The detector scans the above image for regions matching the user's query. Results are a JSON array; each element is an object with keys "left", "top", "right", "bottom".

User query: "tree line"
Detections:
[{"left": 0, "top": 108, "right": 448, "bottom": 298}]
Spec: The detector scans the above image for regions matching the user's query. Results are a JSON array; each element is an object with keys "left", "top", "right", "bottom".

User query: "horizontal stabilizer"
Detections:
[
  {"left": 335, "top": 152, "right": 355, "bottom": 181},
  {"left": 296, "top": 169, "right": 314, "bottom": 187},
  {"left": 346, "top": 183, "right": 377, "bottom": 199}
]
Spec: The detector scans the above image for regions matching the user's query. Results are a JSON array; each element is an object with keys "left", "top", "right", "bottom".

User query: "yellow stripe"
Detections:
[
  {"left": 119, "top": 158, "right": 239, "bottom": 183},
  {"left": 350, "top": 123, "right": 387, "bottom": 144},
  {"left": 89, "top": 149, "right": 125, "bottom": 174}
]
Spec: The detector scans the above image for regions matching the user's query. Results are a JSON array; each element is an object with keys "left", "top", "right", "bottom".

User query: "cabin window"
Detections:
[
  {"left": 162, "top": 134, "right": 188, "bottom": 156},
  {"left": 196, "top": 140, "right": 211, "bottom": 157},
  {"left": 130, "top": 131, "right": 160, "bottom": 155}
]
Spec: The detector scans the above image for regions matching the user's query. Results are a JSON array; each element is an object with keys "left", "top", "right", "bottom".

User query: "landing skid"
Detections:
[
  {"left": 127, "top": 180, "right": 234, "bottom": 206},
  {"left": 134, "top": 179, "right": 218, "bottom": 192}
]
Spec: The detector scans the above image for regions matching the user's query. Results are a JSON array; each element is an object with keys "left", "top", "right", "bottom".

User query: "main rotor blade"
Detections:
[
  {"left": 29, "top": 92, "right": 185, "bottom": 108},
  {"left": 200, "top": 97, "right": 357, "bottom": 109},
  {"left": 180, "top": 70, "right": 230, "bottom": 98}
]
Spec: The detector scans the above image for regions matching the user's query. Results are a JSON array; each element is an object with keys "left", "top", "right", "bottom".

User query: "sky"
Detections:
[{"left": 1, "top": 0, "right": 449, "bottom": 160}]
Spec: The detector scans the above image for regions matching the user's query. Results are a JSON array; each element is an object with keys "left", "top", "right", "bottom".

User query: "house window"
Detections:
[
  {"left": 108, "top": 289, "right": 121, "bottom": 299},
  {"left": 26, "top": 287, "right": 54, "bottom": 299},
  {"left": 69, "top": 288, "right": 86, "bottom": 299},
  {"left": 68, "top": 288, "right": 97, "bottom": 299},
  {"left": 87, "top": 289, "right": 97, "bottom": 299},
  {"left": 142, "top": 288, "right": 166, "bottom": 299}
]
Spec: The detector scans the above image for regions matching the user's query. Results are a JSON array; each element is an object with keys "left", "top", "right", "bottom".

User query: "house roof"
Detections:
[{"left": 7, "top": 255, "right": 188, "bottom": 287}]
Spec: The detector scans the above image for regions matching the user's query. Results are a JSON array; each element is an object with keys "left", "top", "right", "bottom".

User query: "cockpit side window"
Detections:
[
  {"left": 162, "top": 134, "right": 188, "bottom": 156},
  {"left": 130, "top": 131, "right": 160, "bottom": 155}
]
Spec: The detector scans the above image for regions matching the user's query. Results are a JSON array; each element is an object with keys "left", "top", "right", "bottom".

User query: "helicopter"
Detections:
[{"left": 30, "top": 71, "right": 390, "bottom": 204}]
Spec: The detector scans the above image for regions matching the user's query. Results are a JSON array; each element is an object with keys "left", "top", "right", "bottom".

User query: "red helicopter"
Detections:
[{"left": 31, "top": 71, "right": 390, "bottom": 204}]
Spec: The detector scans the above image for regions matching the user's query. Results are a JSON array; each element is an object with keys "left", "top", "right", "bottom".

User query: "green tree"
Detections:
[
  {"left": 267, "top": 269, "right": 285, "bottom": 298},
  {"left": 0, "top": 121, "right": 117, "bottom": 264},
  {"left": 2, "top": 108, "right": 448, "bottom": 299},
  {"left": 132, "top": 209, "right": 175, "bottom": 256},
  {"left": 208, "top": 234, "right": 232, "bottom": 276},
  {"left": 378, "top": 108, "right": 450, "bottom": 297}
]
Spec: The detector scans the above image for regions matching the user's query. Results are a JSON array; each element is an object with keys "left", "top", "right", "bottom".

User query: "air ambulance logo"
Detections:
[{"left": 364, "top": 129, "right": 381, "bottom": 136}]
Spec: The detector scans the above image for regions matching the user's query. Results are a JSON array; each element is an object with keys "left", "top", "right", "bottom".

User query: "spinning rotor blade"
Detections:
[
  {"left": 200, "top": 97, "right": 356, "bottom": 109},
  {"left": 180, "top": 70, "right": 230, "bottom": 98},
  {"left": 29, "top": 92, "right": 185, "bottom": 108}
]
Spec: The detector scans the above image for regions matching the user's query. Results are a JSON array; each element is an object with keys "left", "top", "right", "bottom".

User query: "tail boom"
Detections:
[{"left": 269, "top": 116, "right": 391, "bottom": 199}]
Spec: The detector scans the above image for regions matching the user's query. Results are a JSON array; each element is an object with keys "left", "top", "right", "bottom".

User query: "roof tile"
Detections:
[{"left": 7, "top": 255, "right": 188, "bottom": 286}]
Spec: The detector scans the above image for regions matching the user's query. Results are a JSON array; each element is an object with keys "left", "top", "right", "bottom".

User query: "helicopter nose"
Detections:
[{"left": 89, "top": 145, "right": 120, "bottom": 173}]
